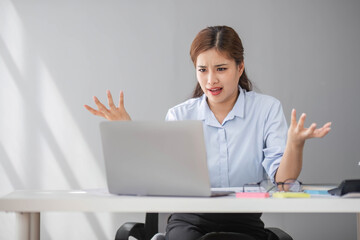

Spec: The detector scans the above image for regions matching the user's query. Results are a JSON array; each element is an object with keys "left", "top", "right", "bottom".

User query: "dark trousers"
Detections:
[{"left": 165, "top": 213, "right": 267, "bottom": 240}]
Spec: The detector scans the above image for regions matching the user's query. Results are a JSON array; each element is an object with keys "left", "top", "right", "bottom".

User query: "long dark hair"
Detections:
[{"left": 190, "top": 26, "right": 252, "bottom": 98}]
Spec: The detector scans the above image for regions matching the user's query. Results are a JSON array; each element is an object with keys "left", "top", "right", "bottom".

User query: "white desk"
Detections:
[{"left": 1, "top": 190, "right": 360, "bottom": 240}]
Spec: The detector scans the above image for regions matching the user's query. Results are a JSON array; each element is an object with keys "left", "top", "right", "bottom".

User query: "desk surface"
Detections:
[{"left": 1, "top": 189, "right": 360, "bottom": 213}]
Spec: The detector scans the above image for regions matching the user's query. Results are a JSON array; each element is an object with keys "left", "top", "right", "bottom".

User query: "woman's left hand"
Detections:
[{"left": 287, "top": 109, "right": 332, "bottom": 147}]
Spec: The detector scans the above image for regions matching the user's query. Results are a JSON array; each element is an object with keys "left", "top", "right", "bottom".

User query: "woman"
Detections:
[{"left": 85, "top": 26, "right": 331, "bottom": 240}]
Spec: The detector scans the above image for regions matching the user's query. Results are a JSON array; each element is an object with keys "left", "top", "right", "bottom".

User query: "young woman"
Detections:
[{"left": 85, "top": 26, "right": 331, "bottom": 240}]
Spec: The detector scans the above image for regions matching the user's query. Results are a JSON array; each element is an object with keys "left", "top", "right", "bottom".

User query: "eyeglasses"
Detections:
[
  {"left": 242, "top": 179, "right": 303, "bottom": 193},
  {"left": 242, "top": 179, "right": 274, "bottom": 193},
  {"left": 275, "top": 179, "right": 303, "bottom": 192}
]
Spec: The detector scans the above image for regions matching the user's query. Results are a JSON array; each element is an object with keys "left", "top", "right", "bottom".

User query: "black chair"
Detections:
[{"left": 115, "top": 213, "right": 293, "bottom": 240}]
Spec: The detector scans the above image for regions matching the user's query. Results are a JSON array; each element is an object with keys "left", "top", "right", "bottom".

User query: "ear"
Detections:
[{"left": 238, "top": 62, "right": 245, "bottom": 76}]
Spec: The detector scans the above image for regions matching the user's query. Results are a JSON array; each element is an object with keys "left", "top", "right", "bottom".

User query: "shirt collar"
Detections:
[
  {"left": 198, "top": 86, "right": 246, "bottom": 126},
  {"left": 198, "top": 94, "right": 210, "bottom": 120},
  {"left": 228, "top": 86, "right": 245, "bottom": 119}
]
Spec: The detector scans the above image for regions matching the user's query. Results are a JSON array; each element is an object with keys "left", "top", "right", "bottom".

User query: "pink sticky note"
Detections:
[{"left": 236, "top": 192, "right": 270, "bottom": 198}]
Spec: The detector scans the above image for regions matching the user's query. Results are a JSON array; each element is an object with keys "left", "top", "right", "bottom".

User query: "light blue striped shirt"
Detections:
[{"left": 165, "top": 87, "right": 288, "bottom": 188}]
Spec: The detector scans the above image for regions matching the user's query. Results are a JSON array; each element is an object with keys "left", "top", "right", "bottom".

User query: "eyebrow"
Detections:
[{"left": 197, "top": 63, "right": 229, "bottom": 68}]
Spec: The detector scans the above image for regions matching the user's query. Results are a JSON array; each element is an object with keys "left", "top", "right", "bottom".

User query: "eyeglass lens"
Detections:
[{"left": 277, "top": 179, "right": 301, "bottom": 192}]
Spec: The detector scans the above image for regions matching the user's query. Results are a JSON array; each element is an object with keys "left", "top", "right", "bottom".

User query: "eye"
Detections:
[
  {"left": 217, "top": 67, "right": 227, "bottom": 71},
  {"left": 198, "top": 68, "right": 206, "bottom": 72}
]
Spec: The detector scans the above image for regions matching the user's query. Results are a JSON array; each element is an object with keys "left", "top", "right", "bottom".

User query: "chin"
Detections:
[{"left": 207, "top": 96, "right": 223, "bottom": 104}]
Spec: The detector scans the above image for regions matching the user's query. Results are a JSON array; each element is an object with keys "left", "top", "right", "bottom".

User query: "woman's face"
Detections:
[{"left": 196, "top": 48, "right": 244, "bottom": 108}]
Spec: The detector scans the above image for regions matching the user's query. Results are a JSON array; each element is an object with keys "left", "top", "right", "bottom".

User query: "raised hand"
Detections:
[
  {"left": 287, "top": 109, "right": 331, "bottom": 147},
  {"left": 84, "top": 90, "right": 131, "bottom": 121}
]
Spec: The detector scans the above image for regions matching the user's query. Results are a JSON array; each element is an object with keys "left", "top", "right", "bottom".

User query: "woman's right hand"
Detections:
[{"left": 84, "top": 90, "right": 131, "bottom": 121}]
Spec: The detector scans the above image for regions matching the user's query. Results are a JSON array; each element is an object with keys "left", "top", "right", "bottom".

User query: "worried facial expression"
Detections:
[{"left": 196, "top": 48, "right": 244, "bottom": 108}]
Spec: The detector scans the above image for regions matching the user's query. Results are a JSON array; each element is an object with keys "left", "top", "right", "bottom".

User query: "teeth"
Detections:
[{"left": 210, "top": 88, "right": 221, "bottom": 92}]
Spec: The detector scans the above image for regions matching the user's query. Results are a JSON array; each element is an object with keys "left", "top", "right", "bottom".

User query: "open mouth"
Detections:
[{"left": 208, "top": 88, "right": 223, "bottom": 95}]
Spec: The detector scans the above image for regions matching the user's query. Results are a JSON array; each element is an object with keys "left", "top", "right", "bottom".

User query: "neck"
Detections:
[{"left": 208, "top": 90, "right": 239, "bottom": 124}]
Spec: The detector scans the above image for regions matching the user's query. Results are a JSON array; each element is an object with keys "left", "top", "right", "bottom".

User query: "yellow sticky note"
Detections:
[{"left": 272, "top": 192, "right": 311, "bottom": 198}]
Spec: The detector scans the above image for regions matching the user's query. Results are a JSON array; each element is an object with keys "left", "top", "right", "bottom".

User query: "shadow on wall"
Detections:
[
  {"left": 0, "top": 36, "right": 109, "bottom": 239},
  {"left": 0, "top": 143, "right": 53, "bottom": 238},
  {"left": 0, "top": 35, "right": 80, "bottom": 189},
  {"left": 0, "top": 144, "right": 24, "bottom": 190},
  {"left": 0, "top": 10, "right": 108, "bottom": 237}
]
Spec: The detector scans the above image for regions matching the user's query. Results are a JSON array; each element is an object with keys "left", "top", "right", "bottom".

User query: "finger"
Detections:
[
  {"left": 313, "top": 126, "right": 331, "bottom": 138},
  {"left": 119, "top": 91, "right": 125, "bottom": 108},
  {"left": 297, "top": 113, "right": 306, "bottom": 130},
  {"left": 84, "top": 105, "right": 105, "bottom": 117},
  {"left": 107, "top": 90, "right": 116, "bottom": 110},
  {"left": 94, "top": 96, "right": 110, "bottom": 114},
  {"left": 312, "top": 122, "right": 332, "bottom": 137},
  {"left": 290, "top": 109, "right": 297, "bottom": 127},
  {"left": 323, "top": 122, "right": 332, "bottom": 128},
  {"left": 306, "top": 123, "right": 317, "bottom": 136}
]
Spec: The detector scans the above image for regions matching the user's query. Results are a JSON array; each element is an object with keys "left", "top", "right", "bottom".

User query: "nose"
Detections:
[{"left": 207, "top": 70, "right": 219, "bottom": 85}]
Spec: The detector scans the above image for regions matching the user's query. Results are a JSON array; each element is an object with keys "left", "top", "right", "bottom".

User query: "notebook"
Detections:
[{"left": 99, "top": 120, "right": 232, "bottom": 197}]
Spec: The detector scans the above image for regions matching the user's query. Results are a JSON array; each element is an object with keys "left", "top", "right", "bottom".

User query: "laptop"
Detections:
[{"left": 99, "top": 120, "right": 232, "bottom": 197}]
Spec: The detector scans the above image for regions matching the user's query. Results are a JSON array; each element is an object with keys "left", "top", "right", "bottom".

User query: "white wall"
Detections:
[{"left": 0, "top": 0, "right": 359, "bottom": 239}]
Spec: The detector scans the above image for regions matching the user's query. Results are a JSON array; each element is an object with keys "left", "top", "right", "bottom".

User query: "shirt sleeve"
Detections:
[
  {"left": 165, "top": 108, "right": 178, "bottom": 121},
  {"left": 262, "top": 99, "right": 288, "bottom": 182}
]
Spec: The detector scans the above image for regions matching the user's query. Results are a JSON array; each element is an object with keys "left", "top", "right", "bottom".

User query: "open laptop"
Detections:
[{"left": 99, "top": 120, "right": 232, "bottom": 197}]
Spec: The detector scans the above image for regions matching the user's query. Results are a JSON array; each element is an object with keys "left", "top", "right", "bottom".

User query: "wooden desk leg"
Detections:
[{"left": 16, "top": 212, "right": 40, "bottom": 240}]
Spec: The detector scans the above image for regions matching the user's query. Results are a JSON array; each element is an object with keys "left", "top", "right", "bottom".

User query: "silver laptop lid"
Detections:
[{"left": 99, "top": 120, "right": 212, "bottom": 197}]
